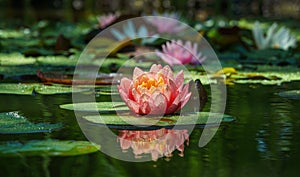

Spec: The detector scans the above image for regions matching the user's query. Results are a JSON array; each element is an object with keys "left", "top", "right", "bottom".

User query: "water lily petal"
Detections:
[
  {"left": 119, "top": 78, "right": 132, "bottom": 94},
  {"left": 150, "top": 93, "right": 167, "bottom": 115},
  {"left": 133, "top": 67, "right": 144, "bottom": 80},
  {"left": 175, "top": 70, "right": 184, "bottom": 89},
  {"left": 126, "top": 99, "right": 140, "bottom": 114}
]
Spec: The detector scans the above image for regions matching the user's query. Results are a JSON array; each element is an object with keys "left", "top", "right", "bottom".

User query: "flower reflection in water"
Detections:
[{"left": 117, "top": 128, "right": 189, "bottom": 161}]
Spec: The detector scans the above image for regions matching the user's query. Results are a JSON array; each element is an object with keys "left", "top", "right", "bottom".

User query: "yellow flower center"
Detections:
[{"left": 135, "top": 74, "right": 165, "bottom": 91}]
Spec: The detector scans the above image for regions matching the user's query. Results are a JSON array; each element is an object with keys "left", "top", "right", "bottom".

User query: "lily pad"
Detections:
[
  {"left": 59, "top": 102, "right": 129, "bottom": 112},
  {"left": 0, "top": 139, "right": 99, "bottom": 156},
  {"left": 96, "top": 86, "right": 119, "bottom": 96},
  {"left": 0, "top": 83, "right": 34, "bottom": 95},
  {"left": 278, "top": 90, "right": 300, "bottom": 99},
  {"left": 0, "top": 53, "right": 36, "bottom": 65},
  {"left": 0, "top": 83, "right": 87, "bottom": 95},
  {"left": 36, "top": 56, "right": 78, "bottom": 66},
  {"left": 0, "top": 112, "right": 62, "bottom": 134},
  {"left": 83, "top": 112, "right": 235, "bottom": 129},
  {"left": 34, "top": 84, "right": 87, "bottom": 95}
]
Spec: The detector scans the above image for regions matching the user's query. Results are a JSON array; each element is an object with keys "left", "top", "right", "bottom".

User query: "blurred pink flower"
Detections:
[
  {"left": 146, "top": 16, "right": 187, "bottom": 33},
  {"left": 156, "top": 40, "right": 206, "bottom": 65},
  {"left": 118, "top": 64, "right": 191, "bottom": 115},
  {"left": 118, "top": 128, "right": 189, "bottom": 161},
  {"left": 97, "top": 13, "right": 119, "bottom": 28}
]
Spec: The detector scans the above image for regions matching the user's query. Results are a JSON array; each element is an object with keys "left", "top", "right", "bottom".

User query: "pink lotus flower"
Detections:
[
  {"left": 118, "top": 64, "right": 191, "bottom": 115},
  {"left": 118, "top": 128, "right": 189, "bottom": 161},
  {"left": 97, "top": 13, "right": 119, "bottom": 29},
  {"left": 156, "top": 40, "right": 206, "bottom": 66}
]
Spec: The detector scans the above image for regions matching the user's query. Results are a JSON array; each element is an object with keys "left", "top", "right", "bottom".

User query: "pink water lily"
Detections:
[
  {"left": 118, "top": 128, "right": 189, "bottom": 161},
  {"left": 118, "top": 64, "right": 191, "bottom": 115},
  {"left": 156, "top": 40, "right": 206, "bottom": 66},
  {"left": 146, "top": 16, "right": 187, "bottom": 33},
  {"left": 97, "top": 13, "right": 119, "bottom": 29}
]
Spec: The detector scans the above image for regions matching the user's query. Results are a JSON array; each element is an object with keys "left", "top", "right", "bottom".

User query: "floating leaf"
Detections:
[
  {"left": 0, "top": 83, "right": 87, "bottom": 95},
  {"left": 0, "top": 112, "right": 62, "bottom": 134},
  {"left": 60, "top": 102, "right": 129, "bottom": 112},
  {"left": 34, "top": 84, "right": 87, "bottom": 95},
  {"left": 0, "top": 139, "right": 99, "bottom": 156},
  {"left": 0, "top": 53, "right": 36, "bottom": 65},
  {"left": 82, "top": 112, "right": 235, "bottom": 129},
  {"left": 96, "top": 86, "right": 119, "bottom": 95},
  {"left": 36, "top": 56, "right": 78, "bottom": 66},
  {"left": 278, "top": 90, "right": 300, "bottom": 99},
  {"left": 0, "top": 83, "right": 34, "bottom": 95}
]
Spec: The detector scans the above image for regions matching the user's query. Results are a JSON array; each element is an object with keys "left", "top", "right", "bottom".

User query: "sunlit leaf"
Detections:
[
  {"left": 0, "top": 83, "right": 87, "bottom": 95},
  {"left": 0, "top": 53, "right": 36, "bottom": 65},
  {"left": 60, "top": 102, "right": 129, "bottom": 112},
  {"left": 0, "top": 83, "right": 34, "bottom": 95},
  {"left": 0, "top": 112, "right": 62, "bottom": 134}
]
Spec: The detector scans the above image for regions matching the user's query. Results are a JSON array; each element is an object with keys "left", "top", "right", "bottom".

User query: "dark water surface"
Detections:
[{"left": 0, "top": 82, "right": 300, "bottom": 177}]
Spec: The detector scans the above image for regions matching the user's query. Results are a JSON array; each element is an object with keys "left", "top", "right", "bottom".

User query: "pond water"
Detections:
[{"left": 0, "top": 82, "right": 300, "bottom": 177}]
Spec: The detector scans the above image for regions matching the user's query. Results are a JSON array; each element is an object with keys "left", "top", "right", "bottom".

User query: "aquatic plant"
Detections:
[
  {"left": 252, "top": 21, "right": 297, "bottom": 50},
  {"left": 155, "top": 40, "right": 206, "bottom": 65},
  {"left": 97, "top": 13, "right": 119, "bottom": 28},
  {"left": 110, "top": 21, "right": 159, "bottom": 44},
  {"left": 118, "top": 64, "right": 191, "bottom": 115},
  {"left": 118, "top": 128, "right": 189, "bottom": 161}
]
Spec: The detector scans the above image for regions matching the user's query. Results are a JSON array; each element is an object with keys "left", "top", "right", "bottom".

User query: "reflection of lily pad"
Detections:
[
  {"left": 82, "top": 112, "right": 235, "bottom": 129},
  {"left": 0, "top": 112, "right": 62, "bottom": 134},
  {"left": 0, "top": 139, "right": 99, "bottom": 156},
  {"left": 60, "top": 102, "right": 129, "bottom": 112},
  {"left": 278, "top": 90, "right": 300, "bottom": 99},
  {"left": 0, "top": 83, "right": 87, "bottom": 95}
]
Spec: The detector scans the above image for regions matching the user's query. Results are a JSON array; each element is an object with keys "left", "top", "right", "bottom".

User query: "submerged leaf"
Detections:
[
  {"left": 0, "top": 139, "right": 99, "bottom": 156},
  {"left": 0, "top": 112, "right": 62, "bottom": 134}
]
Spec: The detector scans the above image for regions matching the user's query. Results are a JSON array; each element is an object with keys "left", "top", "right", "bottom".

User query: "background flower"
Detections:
[
  {"left": 118, "top": 64, "right": 191, "bottom": 115},
  {"left": 252, "top": 21, "right": 297, "bottom": 50},
  {"left": 156, "top": 40, "right": 206, "bottom": 65},
  {"left": 110, "top": 21, "right": 159, "bottom": 45},
  {"left": 146, "top": 12, "right": 187, "bottom": 33},
  {"left": 97, "top": 13, "right": 119, "bottom": 29}
]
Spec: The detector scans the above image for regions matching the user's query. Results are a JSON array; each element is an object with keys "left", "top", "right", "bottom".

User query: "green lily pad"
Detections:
[
  {"left": 0, "top": 83, "right": 87, "bottom": 95},
  {"left": 34, "top": 84, "right": 87, "bottom": 95},
  {"left": 83, "top": 112, "right": 235, "bottom": 129},
  {"left": 0, "top": 53, "right": 36, "bottom": 65},
  {"left": 60, "top": 102, "right": 129, "bottom": 112},
  {"left": 0, "top": 112, "right": 62, "bottom": 134},
  {"left": 0, "top": 139, "right": 99, "bottom": 156},
  {"left": 96, "top": 86, "right": 119, "bottom": 96},
  {"left": 36, "top": 56, "right": 78, "bottom": 66},
  {"left": 278, "top": 90, "right": 300, "bottom": 99},
  {"left": 232, "top": 72, "right": 300, "bottom": 85},
  {"left": 0, "top": 83, "right": 34, "bottom": 95}
]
